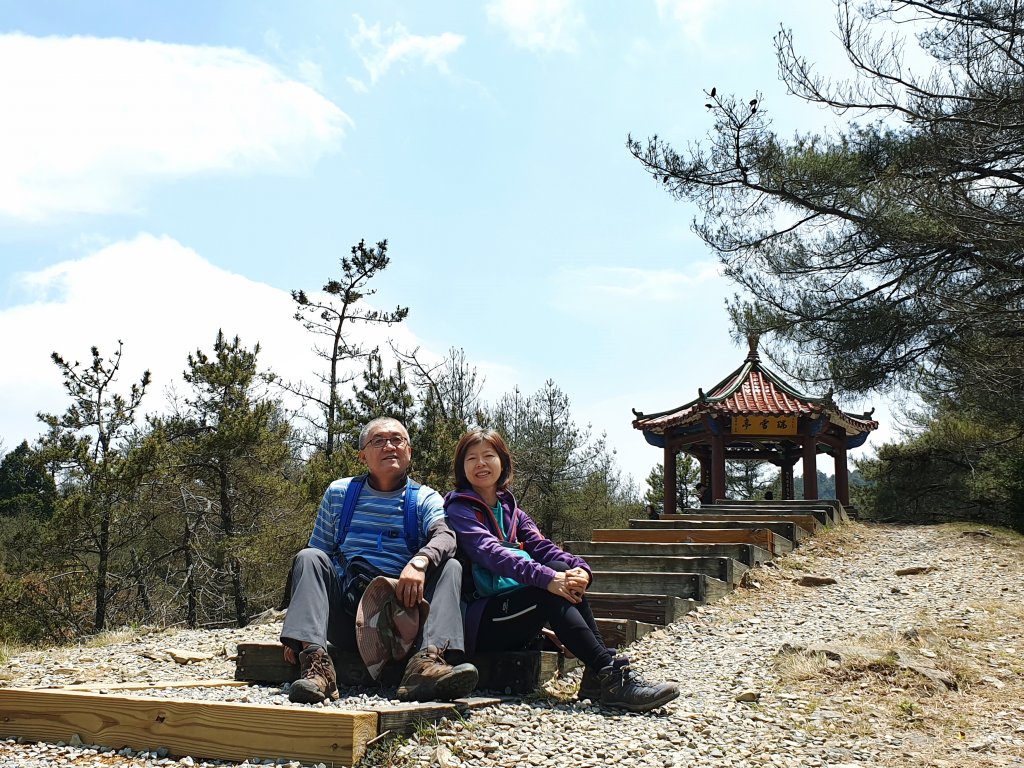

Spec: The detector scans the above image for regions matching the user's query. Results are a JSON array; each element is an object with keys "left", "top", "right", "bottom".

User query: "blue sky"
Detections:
[{"left": 0, "top": 1, "right": 903, "bottom": 485}]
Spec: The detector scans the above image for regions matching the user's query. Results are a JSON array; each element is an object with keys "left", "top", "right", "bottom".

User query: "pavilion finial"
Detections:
[{"left": 746, "top": 333, "right": 761, "bottom": 361}]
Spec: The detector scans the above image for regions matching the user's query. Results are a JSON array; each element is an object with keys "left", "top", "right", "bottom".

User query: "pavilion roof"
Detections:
[{"left": 632, "top": 341, "right": 878, "bottom": 437}]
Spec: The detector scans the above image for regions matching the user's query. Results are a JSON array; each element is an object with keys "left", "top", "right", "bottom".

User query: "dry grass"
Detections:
[{"left": 769, "top": 522, "right": 1024, "bottom": 767}]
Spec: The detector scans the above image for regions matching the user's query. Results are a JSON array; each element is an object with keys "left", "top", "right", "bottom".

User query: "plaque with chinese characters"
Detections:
[{"left": 731, "top": 415, "right": 798, "bottom": 436}]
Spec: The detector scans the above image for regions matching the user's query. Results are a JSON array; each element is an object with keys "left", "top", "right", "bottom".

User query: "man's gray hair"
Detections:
[{"left": 358, "top": 417, "right": 409, "bottom": 449}]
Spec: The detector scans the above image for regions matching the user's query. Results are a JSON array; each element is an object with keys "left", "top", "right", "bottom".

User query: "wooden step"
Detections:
[
  {"left": 712, "top": 499, "right": 847, "bottom": 524},
  {"left": 585, "top": 592, "right": 695, "bottom": 625},
  {"left": 702, "top": 505, "right": 837, "bottom": 526},
  {"left": 580, "top": 555, "right": 747, "bottom": 585},
  {"left": 648, "top": 512, "right": 823, "bottom": 535},
  {"left": 594, "top": 618, "right": 660, "bottom": 648},
  {"left": 591, "top": 527, "right": 792, "bottom": 555},
  {"left": 565, "top": 541, "right": 773, "bottom": 567},
  {"left": 0, "top": 686, "right": 377, "bottom": 767},
  {"left": 235, "top": 643, "right": 569, "bottom": 695},
  {"left": 627, "top": 518, "right": 808, "bottom": 545},
  {"left": 589, "top": 571, "right": 730, "bottom": 603}
]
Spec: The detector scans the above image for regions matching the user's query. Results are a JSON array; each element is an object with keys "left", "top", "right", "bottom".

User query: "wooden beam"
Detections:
[
  {"left": 579, "top": 554, "right": 747, "bottom": 585},
  {"left": 235, "top": 643, "right": 564, "bottom": 695},
  {"left": 51, "top": 679, "right": 248, "bottom": 692},
  {"left": 649, "top": 513, "right": 822, "bottom": 535},
  {"left": 564, "top": 540, "right": 772, "bottom": 566},
  {"left": 585, "top": 592, "right": 695, "bottom": 625},
  {"left": 591, "top": 527, "right": 790, "bottom": 555},
  {"left": 590, "top": 571, "right": 730, "bottom": 603},
  {"left": 594, "top": 618, "right": 659, "bottom": 648},
  {"left": 0, "top": 688, "right": 377, "bottom": 767}
]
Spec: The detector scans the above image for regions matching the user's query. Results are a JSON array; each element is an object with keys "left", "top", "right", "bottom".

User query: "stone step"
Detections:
[
  {"left": 589, "top": 571, "right": 731, "bottom": 603},
  {"left": 581, "top": 554, "right": 748, "bottom": 585},
  {"left": 627, "top": 518, "right": 809, "bottom": 545},
  {"left": 235, "top": 642, "right": 572, "bottom": 695},
  {"left": 565, "top": 540, "right": 773, "bottom": 567},
  {"left": 697, "top": 506, "right": 835, "bottom": 526},
  {"left": 591, "top": 526, "right": 793, "bottom": 556},
  {"left": 648, "top": 512, "right": 823, "bottom": 535},
  {"left": 585, "top": 592, "right": 696, "bottom": 625}
]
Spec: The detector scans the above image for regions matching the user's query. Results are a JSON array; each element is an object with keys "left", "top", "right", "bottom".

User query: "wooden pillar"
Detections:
[
  {"left": 781, "top": 461, "right": 795, "bottom": 500},
  {"left": 801, "top": 438, "right": 818, "bottom": 500},
  {"left": 711, "top": 432, "right": 726, "bottom": 503},
  {"left": 834, "top": 440, "right": 850, "bottom": 506},
  {"left": 664, "top": 443, "right": 677, "bottom": 516}
]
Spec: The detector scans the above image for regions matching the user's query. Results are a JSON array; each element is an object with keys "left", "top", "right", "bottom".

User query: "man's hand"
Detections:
[{"left": 396, "top": 562, "right": 426, "bottom": 609}]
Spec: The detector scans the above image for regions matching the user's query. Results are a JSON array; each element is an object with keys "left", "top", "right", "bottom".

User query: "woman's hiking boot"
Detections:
[
  {"left": 289, "top": 645, "right": 340, "bottom": 703},
  {"left": 397, "top": 643, "right": 479, "bottom": 702},
  {"left": 578, "top": 654, "right": 628, "bottom": 701},
  {"left": 598, "top": 661, "right": 679, "bottom": 713}
]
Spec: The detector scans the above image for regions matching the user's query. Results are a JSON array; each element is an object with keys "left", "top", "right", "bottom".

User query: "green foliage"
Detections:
[
  {"left": 153, "top": 330, "right": 306, "bottom": 628},
  {"left": 856, "top": 402, "right": 1024, "bottom": 530},
  {"left": 33, "top": 342, "right": 152, "bottom": 633},
  {"left": 644, "top": 455, "right": 700, "bottom": 510},
  {"left": 0, "top": 441, "right": 55, "bottom": 518}
]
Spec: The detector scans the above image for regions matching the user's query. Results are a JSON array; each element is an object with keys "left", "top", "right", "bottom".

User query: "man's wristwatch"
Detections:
[{"left": 410, "top": 556, "right": 429, "bottom": 572}]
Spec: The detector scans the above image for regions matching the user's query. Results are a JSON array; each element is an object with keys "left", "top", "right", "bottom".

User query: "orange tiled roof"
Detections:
[{"left": 632, "top": 347, "right": 878, "bottom": 437}]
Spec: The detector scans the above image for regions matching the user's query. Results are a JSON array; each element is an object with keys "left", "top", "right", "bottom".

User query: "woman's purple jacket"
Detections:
[{"left": 443, "top": 487, "right": 591, "bottom": 654}]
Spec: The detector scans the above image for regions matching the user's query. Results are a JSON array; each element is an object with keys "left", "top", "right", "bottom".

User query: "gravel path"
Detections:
[{"left": 2, "top": 522, "right": 1022, "bottom": 768}]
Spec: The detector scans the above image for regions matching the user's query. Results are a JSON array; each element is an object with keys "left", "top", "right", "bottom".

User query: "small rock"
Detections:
[{"left": 794, "top": 575, "right": 837, "bottom": 587}]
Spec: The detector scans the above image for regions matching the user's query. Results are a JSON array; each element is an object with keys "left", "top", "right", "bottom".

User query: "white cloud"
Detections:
[
  {"left": 0, "top": 235, "right": 427, "bottom": 448},
  {"left": 485, "top": 0, "right": 585, "bottom": 54},
  {"left": 655, "top": 0, "right": 715, "bottom": 43},
  {"left": 0, "top": 33, "right": 351, "bottom": 221},
  {"left": 349, "top": 15, "right": 465, "bottom": 85},
  {"left": 553, "top": 262, "right": 723, "bottom": 308}
]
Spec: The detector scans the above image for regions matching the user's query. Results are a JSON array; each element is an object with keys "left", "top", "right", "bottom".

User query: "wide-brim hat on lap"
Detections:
[{"left": 355, "top": 576, "right": 430, "bottom": 680}]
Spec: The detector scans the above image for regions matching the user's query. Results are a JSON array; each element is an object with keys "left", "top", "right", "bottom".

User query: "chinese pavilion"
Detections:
[{"left": 631, "top": 337, "right": 877, "bottom": 513}]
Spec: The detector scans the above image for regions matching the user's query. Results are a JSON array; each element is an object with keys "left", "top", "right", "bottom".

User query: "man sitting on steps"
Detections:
[{"left": 281, "top": 416, "right": 478, "bottom": 703}]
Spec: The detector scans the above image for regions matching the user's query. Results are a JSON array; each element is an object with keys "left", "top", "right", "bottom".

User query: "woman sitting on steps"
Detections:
[{"left": 443, "top": 428, "right": 680, "bottom": 713}]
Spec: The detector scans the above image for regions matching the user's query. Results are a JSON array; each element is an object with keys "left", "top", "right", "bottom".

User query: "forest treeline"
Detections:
[{"left": 0, "top": 241, "right": 641, "bottom": 645}]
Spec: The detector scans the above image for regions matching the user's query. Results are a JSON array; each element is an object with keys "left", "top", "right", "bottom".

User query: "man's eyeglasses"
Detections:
[{"left": 365, "top": 435, "right": 408, "bottom": 450}]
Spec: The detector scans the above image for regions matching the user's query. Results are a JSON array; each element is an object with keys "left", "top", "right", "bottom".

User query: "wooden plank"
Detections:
[
  {"left": 52, "top": 679, "right": 248, "bottom": 692},
  {"left": 626, "top": 518, "right": 808, "bottom": 545},
  {"left": 564, "top": 541, "right": 773, "bottom": 566},
  {"left": 712, "top": 499, "right": 846, "bottom": 524},
  {"left": 585, "top": 593, "right": 695, "bottom": 625},
  {"left": 594, "top": 618, "right": 659, "bottom": 648},
  {"left": 591, "top": 527, "right": 791, "bottom": 555},
  {"left": 0, "top": 687, "right": 376, "bottom": 767},
  {"left": 702, "top": 505, "right": 836, "bottom": 526},
  {"left": 235, "top": 643, "right": 563, "bottom": 695},
  {"left": 580, "top": 555, "right": 746, "bottom": 585},
  {"left": 590, "top": 572, "right": 730, "bottom": 603},
  {"left": 650, "top": 513, "right": 822, "bottom": 535}
]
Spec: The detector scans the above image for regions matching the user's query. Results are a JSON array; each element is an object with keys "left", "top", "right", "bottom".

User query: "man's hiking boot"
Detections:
[
  {"left": 598, "top": 661, "right": 679, "bottom": 713},
  {"left": 289, "top": 645, "right": 340, "bottom": 704},
  {"left": 578, "top": 654, "right": 628, "bottom": 701},
  {"left": 397, "top": 643, "right": 479, "bottom": 702}
]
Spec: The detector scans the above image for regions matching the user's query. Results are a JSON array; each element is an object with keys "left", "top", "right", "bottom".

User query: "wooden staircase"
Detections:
[{"left": 566, "top": 498, "right": 847, "bottom": 648}]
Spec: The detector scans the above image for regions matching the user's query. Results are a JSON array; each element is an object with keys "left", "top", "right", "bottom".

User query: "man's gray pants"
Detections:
[{"left": 280, "top": 547, "right": 466, "bottom": 654}]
